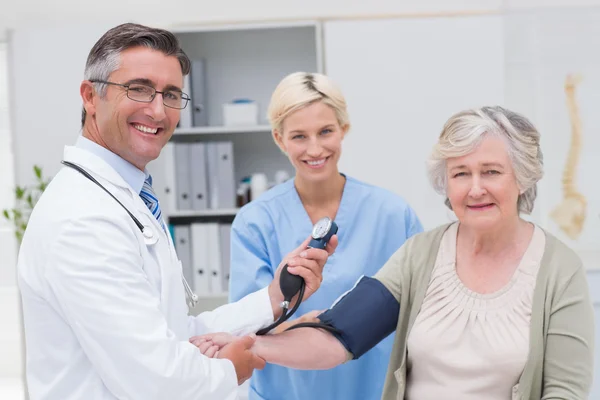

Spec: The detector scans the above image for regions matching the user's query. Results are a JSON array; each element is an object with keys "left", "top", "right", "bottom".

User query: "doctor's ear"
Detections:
[{"left": 80, "top": 81, "right": 98, "bottom": 118}]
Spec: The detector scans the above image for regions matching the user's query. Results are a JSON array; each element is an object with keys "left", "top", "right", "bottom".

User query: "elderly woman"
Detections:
[{"left": 192, "top": 106, "right": 595, "bottom": 399}]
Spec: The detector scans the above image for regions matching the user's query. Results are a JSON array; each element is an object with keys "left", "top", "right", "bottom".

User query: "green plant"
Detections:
[{"left": 2, "top": 165, "right": 51, "bottom": 243}]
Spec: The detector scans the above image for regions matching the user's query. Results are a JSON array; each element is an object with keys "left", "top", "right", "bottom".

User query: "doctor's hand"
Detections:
[
  {"left": 190, "top": 332, "right": 236, "bottom": 358},
  {"left": 220, "top": 335, "right": 265, "bottom": 385},
  {"left": 268, "top": 234, "right": 338, "bottom": 319},
  {"left": 192, "top": 334, "right": 265, "bottom": 385}
]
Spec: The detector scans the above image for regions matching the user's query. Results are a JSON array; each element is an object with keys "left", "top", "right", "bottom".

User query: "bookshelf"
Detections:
[{"left": 147, "top": 21, "right": 324, "bottom": 313}]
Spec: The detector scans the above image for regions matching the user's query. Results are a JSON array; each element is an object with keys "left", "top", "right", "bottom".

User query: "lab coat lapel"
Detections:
[{"left": 63, "top": 146, "right": 132, "bottom": 191}]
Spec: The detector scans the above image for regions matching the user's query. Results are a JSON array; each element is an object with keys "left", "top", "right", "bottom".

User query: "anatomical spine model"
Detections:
[{"left": 550, "top": 74, "right": 587, "bottom": 240}]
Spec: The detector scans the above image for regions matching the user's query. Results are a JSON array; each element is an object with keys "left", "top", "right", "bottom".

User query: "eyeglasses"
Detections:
[{"left": 90, "top": 80, "right": 191, "bottom": 110}]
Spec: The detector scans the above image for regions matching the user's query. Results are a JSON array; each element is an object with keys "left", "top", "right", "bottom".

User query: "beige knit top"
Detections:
[{"left": 405, "top": 222, "right": 545, "bottom": 400}]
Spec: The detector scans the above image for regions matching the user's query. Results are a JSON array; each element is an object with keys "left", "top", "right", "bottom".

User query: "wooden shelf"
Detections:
[{"left": 173, "top": 125, "right": 271, "bottom": 136}]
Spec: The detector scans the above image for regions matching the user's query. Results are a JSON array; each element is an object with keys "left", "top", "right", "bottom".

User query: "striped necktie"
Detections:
[{"left": 140, "top": 175, "right": 163, "bottom": 225}]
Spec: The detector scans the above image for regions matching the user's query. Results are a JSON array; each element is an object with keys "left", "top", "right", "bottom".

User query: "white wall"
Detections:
[
  {"left": 7, "top": 22, "right": 129, "bottom": 186},
  {"left": 0, "top": 43, "right": 17, "bottom": 287},
  {"left": 326, "top": 14, "right": 505, "bottom": 232},
  {"left": 506, "top": 0, "right": 600, "bottom": 9},
  {"left": 0, "top": 0, "right": 504, "bottom": 42},
  {"left": 5, "top": 0, "right": 600, "bottom": 43},
  {"left": 0, "top": 42, "right": 25, "bottom": 399},
  {"left": 503, "top": 7, "right": 600, "bottom": 270}
]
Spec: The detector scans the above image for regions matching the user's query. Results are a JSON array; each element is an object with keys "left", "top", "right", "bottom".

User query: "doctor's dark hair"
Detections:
[
  {"left": 267, "top": 72, "right": 350, "bottom": 141},
  {"left": 427, "top": 106, "right": 544, "bottom": 215},
  {"left": 80, "top": 22, "right": 191, "bottom": 127}
]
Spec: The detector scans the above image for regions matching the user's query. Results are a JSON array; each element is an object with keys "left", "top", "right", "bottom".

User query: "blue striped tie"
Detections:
[{"left": 140, "top": 175, "right": 163, "bottom": 226}]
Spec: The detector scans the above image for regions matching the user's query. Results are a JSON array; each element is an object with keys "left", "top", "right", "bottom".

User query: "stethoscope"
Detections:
[{"left": 61, "top": 160, "right": 199, "bottom": 308}]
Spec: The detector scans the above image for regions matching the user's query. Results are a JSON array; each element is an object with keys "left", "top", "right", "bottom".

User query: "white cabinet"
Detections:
[{"left": 151, "top": 21, "right": 324, "bottom": 308}]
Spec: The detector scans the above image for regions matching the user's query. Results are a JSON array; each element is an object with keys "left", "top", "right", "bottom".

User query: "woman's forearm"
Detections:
[{"left": 252, "top": 328, "right": 349, "bottom": 370}]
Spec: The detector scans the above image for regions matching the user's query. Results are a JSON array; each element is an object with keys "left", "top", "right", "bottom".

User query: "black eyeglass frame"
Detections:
[{"left": 89, "top": 79, "right": 191, "bottom": 110}]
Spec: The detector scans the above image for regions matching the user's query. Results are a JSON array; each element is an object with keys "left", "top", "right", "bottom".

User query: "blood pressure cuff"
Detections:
[{"left": 317, "top": 276, "right": 400, "bottom": 360}]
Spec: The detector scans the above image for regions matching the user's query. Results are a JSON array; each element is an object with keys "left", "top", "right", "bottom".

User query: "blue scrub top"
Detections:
[{"left": 229, "top": 175, "right": 423, "bottom": 400}]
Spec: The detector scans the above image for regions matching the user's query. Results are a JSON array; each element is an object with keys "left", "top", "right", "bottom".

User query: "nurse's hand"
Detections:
[{"left": 268, "top": 234, "right": 338, "bottom": 319}]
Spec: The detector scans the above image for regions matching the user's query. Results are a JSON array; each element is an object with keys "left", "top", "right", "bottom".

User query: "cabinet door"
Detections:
[{"left": 323, "top": 15, "right": 505, "bottom": 230}]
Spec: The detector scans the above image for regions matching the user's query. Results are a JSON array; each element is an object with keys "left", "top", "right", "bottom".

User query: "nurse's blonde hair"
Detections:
[{"left": 267, "top": 72, "right": 350, "bottom": 140}]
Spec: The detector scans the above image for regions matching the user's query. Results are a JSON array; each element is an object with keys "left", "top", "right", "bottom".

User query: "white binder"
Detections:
[
  {"left": 216, "top": 142, "right": 236, "bottom": 209},
  {"left": 190, "top": 59, "right": 208, "bottom": 126},
  {"left": 189, "top": 142, "right": 208, "bottom": 210},
  {"left": 219, "top": 223, "right": 232, "bottom": 292},
  {"left": 205, "top": 141, "right": 236, "bottom": 209},
  {"left": 205, "top": 142, "right": 220, "bottom": 209},
  {"left": 206, "top": 222, "right": 223, "bottom": 294},
  {"left": 190, "top": 223, "right": 210, "bottom": 294},
  {"left": 178, "top": 73, "right": 193, "bottom": 129},
  {"left": 173, "top": 225, "right": 193, "bottom": 289},
  {"left": 146, "top": 142, "right": 177, "bottom": 215},
  {"left": 174, "top": 143, "right": 192, "bottom": 211}
]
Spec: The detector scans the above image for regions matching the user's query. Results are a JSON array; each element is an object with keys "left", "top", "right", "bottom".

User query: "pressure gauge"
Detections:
[
  {"left": 312, "top": 217, "right": 333, "bottom": 239},
  {"left": 308, "top": 217, "right": 338, "bottom": 250}
]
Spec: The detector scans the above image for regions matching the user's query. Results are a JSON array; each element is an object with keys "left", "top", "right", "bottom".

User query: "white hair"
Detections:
[{"left": 427, "top": 106, "right": 544, "bottom": 214}]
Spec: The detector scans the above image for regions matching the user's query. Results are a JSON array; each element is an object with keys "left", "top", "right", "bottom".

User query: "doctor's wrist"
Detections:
[{"left": 267, "top": 281, "right": 285, "bottom": 320}]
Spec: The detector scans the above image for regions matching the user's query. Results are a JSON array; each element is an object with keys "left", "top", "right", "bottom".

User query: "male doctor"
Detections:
[{"left": 17, "top": 22, "right": 337, "bottom": 400}]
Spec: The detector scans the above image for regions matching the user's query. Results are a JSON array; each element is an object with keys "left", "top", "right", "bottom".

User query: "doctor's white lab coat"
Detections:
[{"left": 17, "top": 145, "right": 274, "bottom": 400}]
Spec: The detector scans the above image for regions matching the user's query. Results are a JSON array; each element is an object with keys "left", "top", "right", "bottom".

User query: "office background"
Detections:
[{"left": 1, "top": 0, "right": 599, "bottom": 398}]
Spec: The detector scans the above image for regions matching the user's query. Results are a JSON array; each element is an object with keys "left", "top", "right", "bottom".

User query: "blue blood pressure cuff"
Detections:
[{"left": 317, "top": 276, "right": 400, "bottom": 360}]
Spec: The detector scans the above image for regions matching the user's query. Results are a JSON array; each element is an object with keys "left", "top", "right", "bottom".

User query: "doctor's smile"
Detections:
[{"left": 131, "top": 123, "right": 163, "bottom": 135}]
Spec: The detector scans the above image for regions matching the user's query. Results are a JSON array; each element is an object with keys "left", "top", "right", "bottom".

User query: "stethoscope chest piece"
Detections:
[{"left": 142, "top": 226, "right": 158, "bottom": 245}]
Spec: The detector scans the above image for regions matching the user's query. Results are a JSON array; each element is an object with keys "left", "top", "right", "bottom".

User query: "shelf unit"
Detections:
[{"left": 148, "top": 21, "right": 324, "bottom": 310}]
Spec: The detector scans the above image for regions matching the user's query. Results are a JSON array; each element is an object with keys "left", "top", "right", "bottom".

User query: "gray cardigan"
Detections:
[{"left": 374, "top": 223, "right": 595, "bottom": 400}]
